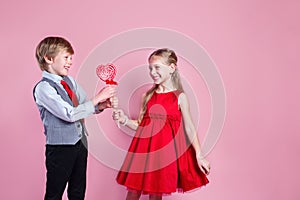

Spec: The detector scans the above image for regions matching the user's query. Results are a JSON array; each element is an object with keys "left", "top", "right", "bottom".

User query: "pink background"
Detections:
[{"left": 1, "top": 0, "right": 299, "bottom": 199}]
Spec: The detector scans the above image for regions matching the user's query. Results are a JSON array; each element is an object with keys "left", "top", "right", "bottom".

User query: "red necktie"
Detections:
[
  {"left": 60, "top": 80, "right": 79, "bottom": 107},
  {"left": 60, "top": 80, "right": 86, "bottom": 133}
]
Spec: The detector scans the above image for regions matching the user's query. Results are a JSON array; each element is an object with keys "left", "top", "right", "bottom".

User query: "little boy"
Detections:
[{"left": 33, "top": 36, "right": 116, "bottom": 200}]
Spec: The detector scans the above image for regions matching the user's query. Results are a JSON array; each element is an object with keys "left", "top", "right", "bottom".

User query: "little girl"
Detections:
[{"left": 113, "top": 48, "right": 210, "bottom": 200}]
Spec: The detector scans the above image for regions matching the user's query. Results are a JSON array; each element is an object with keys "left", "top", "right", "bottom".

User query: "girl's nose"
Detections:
[{"left": 150, "top": 68, "right": 156, "bottom": 75}]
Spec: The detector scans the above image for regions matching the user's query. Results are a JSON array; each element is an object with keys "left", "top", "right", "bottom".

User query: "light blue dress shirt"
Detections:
[{"left": 34, "top": 71, "right": 98, "bottom": 143}]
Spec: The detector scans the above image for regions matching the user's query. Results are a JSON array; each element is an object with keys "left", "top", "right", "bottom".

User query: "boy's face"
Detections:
[{"left": 47, "top": 50, "right": 73, "bottom": 76}]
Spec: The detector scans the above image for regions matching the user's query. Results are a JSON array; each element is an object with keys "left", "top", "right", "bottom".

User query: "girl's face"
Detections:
[
  {"left": 148, "top": 55, "right": 175, "bottom": 85},
  {"left": 47, "top": 50, "right": 73, "bottom": 76}
]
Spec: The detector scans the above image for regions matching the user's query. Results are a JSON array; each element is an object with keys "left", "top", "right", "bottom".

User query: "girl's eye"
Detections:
[{"left": 149, "top": 65, "right": 160, "bottom": 71}]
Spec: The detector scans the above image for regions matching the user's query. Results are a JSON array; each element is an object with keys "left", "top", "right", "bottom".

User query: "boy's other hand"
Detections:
[{"left": 98, "top": 99, "right": 112, "bottom": 110}]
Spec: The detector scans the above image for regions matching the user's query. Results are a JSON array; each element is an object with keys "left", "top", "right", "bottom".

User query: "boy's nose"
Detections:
[{"left": 67, "top": 59, "right": 72, "bottom": 65}]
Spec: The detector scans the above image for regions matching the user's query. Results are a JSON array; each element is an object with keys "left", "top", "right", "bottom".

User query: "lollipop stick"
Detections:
[{"left": 110, "top": 96, "right": 120, "bottom": 128}]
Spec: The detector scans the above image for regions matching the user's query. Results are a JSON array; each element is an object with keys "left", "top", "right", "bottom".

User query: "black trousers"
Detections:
[{"left": 44, "top": 138, "right": 88, "bottom": 200}]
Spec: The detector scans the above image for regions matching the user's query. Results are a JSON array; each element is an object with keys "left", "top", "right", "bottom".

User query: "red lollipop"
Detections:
[{"left": 96, "top": 63, "right": 118, "bottom": 85}]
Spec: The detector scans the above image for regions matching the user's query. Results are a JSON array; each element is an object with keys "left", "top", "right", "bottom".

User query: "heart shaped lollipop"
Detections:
[{"left": 96, "top": 63, "right": 117, "bottom": 85}]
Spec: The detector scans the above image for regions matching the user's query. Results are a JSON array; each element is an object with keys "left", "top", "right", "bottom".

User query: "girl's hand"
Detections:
[
  {"left": 197, "top": 156, "right": 211, "bottom": 175},
  {"left": 112, "top": 109, "right": 127, "bottom": 125}
]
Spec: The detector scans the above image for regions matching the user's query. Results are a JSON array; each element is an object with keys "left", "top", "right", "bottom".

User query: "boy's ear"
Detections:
[{"left": 44, "top": 56, "right": 53, "bottom": 64}]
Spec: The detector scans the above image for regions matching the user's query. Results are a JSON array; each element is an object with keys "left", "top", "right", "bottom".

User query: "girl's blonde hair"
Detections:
[
  {"left": 35, "top": 36, "right": 74, "bottom": 71},
  {"left": 138, "top": 48, "right": 184, "bottom": 123}
]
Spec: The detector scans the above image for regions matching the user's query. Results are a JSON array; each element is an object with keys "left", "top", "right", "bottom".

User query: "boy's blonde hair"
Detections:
[
  {"left": 138, "top": 48, "right": 184, "bottom": 123},
  {"left": 35, "top": 36, "right": 74, "bottom": 71}
]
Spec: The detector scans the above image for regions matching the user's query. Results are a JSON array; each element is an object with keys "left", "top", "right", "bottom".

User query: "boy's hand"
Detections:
[
  {"left": 97, "top": 96, "right": 118, "bottom": 110},
  {"left": 93, "top": 85, "right": 116, "bottom": 106},
  {"left": 98, "top": 99, "right": 112, "bottom": 110}
]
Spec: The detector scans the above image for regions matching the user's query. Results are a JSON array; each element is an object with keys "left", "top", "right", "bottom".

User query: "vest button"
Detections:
[{"left": 77, "top": 124, "right": 81, "bottom": 128}]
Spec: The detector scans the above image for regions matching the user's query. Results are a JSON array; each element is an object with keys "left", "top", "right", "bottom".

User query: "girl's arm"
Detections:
[
  {"left": 112, "top": 94, "right": 145, "bottom": 131},
  {"left": 115, "top": 110, "right": 139, "bottom": 130},
  {"left": 179, "top": 93, "right": 210, "bottom": 175}
]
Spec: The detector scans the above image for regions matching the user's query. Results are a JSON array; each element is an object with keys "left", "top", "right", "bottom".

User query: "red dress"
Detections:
[{"left": 116, "top": 90, "right": 209, "bottom": 194}]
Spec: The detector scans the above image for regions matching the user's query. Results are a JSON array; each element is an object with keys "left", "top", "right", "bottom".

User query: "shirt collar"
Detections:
[{"left": 42, "top": 71, "right": 64, "bottom": 83}]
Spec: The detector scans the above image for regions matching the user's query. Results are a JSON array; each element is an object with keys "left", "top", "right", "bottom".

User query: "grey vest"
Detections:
[{"left": 33, "top": 77, "right": 85, "bottom": 145}]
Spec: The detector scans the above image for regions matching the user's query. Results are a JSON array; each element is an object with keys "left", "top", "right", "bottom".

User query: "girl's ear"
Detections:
[
  {"left": 170, "top": 63, "right": 176, "bottom": 73},
  {"left": 44, "top": 56, "right": 53, "bottom": 64}
]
